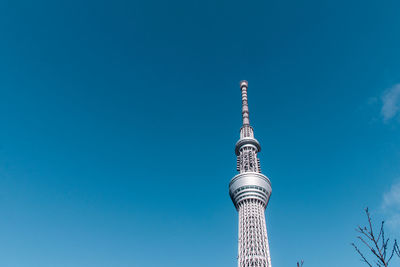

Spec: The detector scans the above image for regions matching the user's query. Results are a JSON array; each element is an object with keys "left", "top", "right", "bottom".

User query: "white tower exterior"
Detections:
[{"left": 229, "top": 81, "right": 272, "bottom": 267}]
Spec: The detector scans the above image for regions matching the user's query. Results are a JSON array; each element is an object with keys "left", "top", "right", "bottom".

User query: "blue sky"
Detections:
[{"left": 1, "top": 0, "right": 400, "bottom": 266}]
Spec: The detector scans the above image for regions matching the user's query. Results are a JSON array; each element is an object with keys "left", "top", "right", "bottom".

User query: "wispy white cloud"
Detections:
[
  {"left": 381, "top": 84, "right": 400, "bottom": 122},
  {"left": 383, "top": 181, "right": 400, "bottom": 209},
  {"left": 386, "top": 214, "right": 400, "bottom": 230},
  {"left": 382, "top": 181, "right": 400, "bottom": 231}
]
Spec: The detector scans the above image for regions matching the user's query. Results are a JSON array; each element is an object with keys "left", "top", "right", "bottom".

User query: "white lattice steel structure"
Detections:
[{"left": 229, "top": 81, "right": 272, "bottom": 267}]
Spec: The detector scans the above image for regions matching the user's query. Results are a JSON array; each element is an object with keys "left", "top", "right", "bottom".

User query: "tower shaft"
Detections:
[
  {"left": 238, "top": 199, "right": 271, "bottom": 267},
  {"left": 229, "top": 81, "right": 272, "bottom": 267}
]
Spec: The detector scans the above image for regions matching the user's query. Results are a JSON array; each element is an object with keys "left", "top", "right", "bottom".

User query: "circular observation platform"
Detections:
[
  {"left": 235, "top": 138, "right": 261, "bottom": 156},
  {"left": 229, "top": 172, "right": 272, "bottom": 209}
]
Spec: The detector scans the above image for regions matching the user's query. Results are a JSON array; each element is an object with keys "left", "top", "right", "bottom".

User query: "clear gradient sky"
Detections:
[{"left": 1, "top": 0, "right": 400, "bottom": 267}]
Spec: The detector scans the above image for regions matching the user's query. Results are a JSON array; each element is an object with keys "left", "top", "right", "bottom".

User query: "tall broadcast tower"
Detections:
[{"left": 229, "top": 81, "right": 272, "bottom": 267}]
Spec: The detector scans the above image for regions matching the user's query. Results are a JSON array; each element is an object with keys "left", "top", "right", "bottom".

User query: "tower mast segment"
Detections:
[
  {"left": 241, "top": 80, "right": 250, "bottom": 125},
  {"left": 229, "top": 81, "right": 272, "bottom": 267}
]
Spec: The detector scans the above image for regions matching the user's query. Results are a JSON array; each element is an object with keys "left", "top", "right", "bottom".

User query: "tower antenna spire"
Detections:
[{"left": 240, "top": 80, "right": 250, "bottom": 126}]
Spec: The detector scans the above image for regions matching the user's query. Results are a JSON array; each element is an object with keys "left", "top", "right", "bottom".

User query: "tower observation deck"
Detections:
[{"left": 229, "top": 81, "right": 272, "bottom": 267}]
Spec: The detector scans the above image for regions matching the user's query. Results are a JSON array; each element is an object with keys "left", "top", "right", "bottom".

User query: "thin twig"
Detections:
[{"left": 352, "top": 242, "right": 373, "bottom": 267}]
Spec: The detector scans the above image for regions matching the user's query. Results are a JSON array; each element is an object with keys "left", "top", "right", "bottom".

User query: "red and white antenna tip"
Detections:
[{"left": 240, "top": 80, "right": 248, "bottom": 89}]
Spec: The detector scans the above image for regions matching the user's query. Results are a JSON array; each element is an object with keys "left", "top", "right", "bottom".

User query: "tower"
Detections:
[{"left": 229, "top": 81, "right": 272, "bottom": 267}]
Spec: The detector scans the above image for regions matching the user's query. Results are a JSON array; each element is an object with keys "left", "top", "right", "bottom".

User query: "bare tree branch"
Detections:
[
  {"left": 394, "top": 240, "right": 400, "bottom": 257},
  {"left": 352, "top": 207, "right": 399, "bottom": 266}
]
